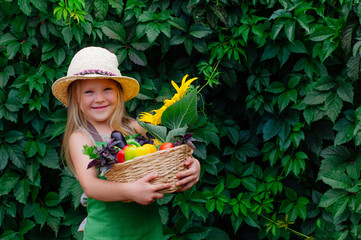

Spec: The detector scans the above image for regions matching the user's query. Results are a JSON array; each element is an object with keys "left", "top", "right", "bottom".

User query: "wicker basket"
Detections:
[{"left": 104, "top": 144, "right": 192, "bottom": 194}]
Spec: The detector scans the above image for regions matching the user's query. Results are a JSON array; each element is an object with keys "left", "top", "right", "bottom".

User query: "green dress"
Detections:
[
  {"left": 83, "top": 198, "right": 163, "bottom": 240},
  {"left": 81, "top": 128, "right": 163, "bottom": 239}
]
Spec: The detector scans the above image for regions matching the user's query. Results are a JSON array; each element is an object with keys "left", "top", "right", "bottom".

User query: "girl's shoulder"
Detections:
[{"left": 69, "top": 128, "right": 93, "bottom": 145}]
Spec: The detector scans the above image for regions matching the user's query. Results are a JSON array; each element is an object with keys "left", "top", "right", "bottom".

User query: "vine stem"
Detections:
[
  {"left": 262, "top": 215, "right": 311, "bottom": 239},
  {"left": 197, "top": 58, "right": 222, "bottom": 94}
]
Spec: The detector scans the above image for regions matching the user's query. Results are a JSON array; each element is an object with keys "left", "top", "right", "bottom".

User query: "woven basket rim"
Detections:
[{"left": 112, "top": 144, "right": 189, "bottom": 165}]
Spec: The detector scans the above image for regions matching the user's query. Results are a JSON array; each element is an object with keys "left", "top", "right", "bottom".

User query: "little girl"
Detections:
[{"left": 52, "top": 46, "right": 201, "bottom": 239}]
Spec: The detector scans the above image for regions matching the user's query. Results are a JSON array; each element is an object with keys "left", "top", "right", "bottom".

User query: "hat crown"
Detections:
[
  {"left": 67, "top": 47, "right": 121, "bottom": 77},
  {"left": 52, "top": 46, "right": 139, "bottom": 106}
]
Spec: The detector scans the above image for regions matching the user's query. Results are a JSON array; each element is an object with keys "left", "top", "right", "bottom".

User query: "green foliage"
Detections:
[{"left": 2, "top": 0, "right": 361, "bottom": 239}]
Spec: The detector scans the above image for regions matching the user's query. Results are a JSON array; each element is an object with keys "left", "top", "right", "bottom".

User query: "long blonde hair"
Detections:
[{"left": 61, "top": 79, "right": 136, "bottom": 174}]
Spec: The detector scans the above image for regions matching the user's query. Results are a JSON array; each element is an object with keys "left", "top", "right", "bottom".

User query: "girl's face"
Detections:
[{"left": 77, "top": 78, "right": 119, "bottom": 124}]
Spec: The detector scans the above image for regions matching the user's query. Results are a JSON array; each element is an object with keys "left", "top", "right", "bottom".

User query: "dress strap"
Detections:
[{"left": 86, "top": 122, "right": 103, "bottom": 142}]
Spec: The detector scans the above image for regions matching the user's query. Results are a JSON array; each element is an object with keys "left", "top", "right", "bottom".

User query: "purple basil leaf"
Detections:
[
  {"left": 87, "top": 159, "right": 100, "bottom": 169},
  {"left": 186, "top": 140, "right": 196, "bottom": 150}
]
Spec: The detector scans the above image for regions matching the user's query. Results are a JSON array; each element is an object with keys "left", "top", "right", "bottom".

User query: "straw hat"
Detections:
[{"left": 52, "top": 46, "right": 140, "bottom": 107}]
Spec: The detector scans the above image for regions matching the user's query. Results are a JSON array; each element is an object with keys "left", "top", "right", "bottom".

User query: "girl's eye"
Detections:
[
  {"left": 104, "top": 87, "right": 112, "bottom": 91},
  {"left": 85, "top": 90, "right": 93, "bottom": 94}
]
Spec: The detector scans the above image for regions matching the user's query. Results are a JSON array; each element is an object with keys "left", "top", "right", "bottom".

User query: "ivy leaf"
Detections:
[
  {"left": 30, "top": 0, "right": 48, "bottom": 13},
  {"left": 101, "top": 21, "right": 126, "bottom": 42},
  {"left": 45, "top": 192, "right": 60, "bottom": 207},
  {"left": 227, "top": 126, "right": 239, "bottom": 145},
  {"left": 193, "top": 122, "right": 219, "bottom": 148},
  {"left": 263, "top": 118, "right": 282, "bottom": 141},
  {"left": 17, "top": 0, "right": 32, "bottom": 16},
  {"left": 4, "top": 130, "right": 24, "bottom": 143},
  {"left": 314, "top": 76, "right": 336, "bottom": 91},
  {"left": 309, "top": 26, "right": 334, "bottom": 41},
  {"left": 108, "top": 0, "right": 124, "bottom": 16},
  {"left": 0, "top": 171, "right": 20, "bottom": 196},
  {"left": 70, "top": 181, "right": 84, "bottom": 208},
  {"left": 265, "top": 81, "right": 286, "bottom": 94},
  {"left": 169, "top": 18, "right": 187, "bottom": 32},
  {"left": 325, "top": 92, "right": 343, "bottom": 123},
  {"left": 0, "top": 33, "right": 17, "bottom": 45},
  {"left": 53, "top": 48, "right": 66, "bottom": 65},
  {"left": 7, "top": 41, "right": 21, "bottom": 59},
  {"left": 337, "top": 82, "right": 353, "bottom": 103},
  {"left": 284, "top": 19, "right": 295, "bottom": 42},
  {"left": 39, "top": 147, "right": 60, "bottom": 169},
  {"left": 14, "top": 178, "right": 30, "bottom": 204},
  {"left": 303, "top": 90, "right": 329, "bottom": 105},
  {"left": 146, "top": 23, "right": 161, "bottom": 42},
  {"left": 270, "top": 18, "right": 285, "bottom": 40},
  {"left": 318, "top": 189, "right": 347, "bottom": 208},
  {"left": 94, "top": 0, "right": 108, "bottom": 21},
  {"left": 347, "top": 55, "right": 360, "bottom": 80},
  {"left": 189, "top": 24, "right": 212, "bottom": 38},
  {"left": 319, "top": 146, "right": 350, "bottom": 178},
  {"left": 332, "top": 196, "right": 349, "bottom": 218},
  {"left": 47, "top": 215, "right": 61, "bottom": 236},
  {"left": 0, "top": 144, "right": 9, "bottom": 171},
  {"left": 321, "top": 170, "right": 352, "bottom": 190},
  {"left": 261, "top": 43, "right": 280, "bottom": 61},
  {"left": 34, "top": 206, "right": 48, "bottom": 227},
  {"left": 7, "top": 144, "right": 25, "bottom": 169},
  {"left": 288, "top": 40, "right": 308, "bottom": 54},
  {"left": 61, "top": 27, "right": 73, "bottom": 46},
  {"left": 59, "top": 173, "right": 77, "bottom": 200},
  {"left": 128, "top": 48, "right": 147, "bottom": 66},
  {"left": 0, "top": 66, "right": 15, "bottom": 88},
  {"left": 19, "top": 219, "right": 36, "bottom": 235}
]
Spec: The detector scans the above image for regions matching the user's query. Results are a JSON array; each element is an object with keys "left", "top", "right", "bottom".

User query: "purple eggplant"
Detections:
[{"left": 111, "top": 130, "right": 127, "bottom": 149}]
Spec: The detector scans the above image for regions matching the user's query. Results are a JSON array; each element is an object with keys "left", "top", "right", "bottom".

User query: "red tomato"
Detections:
[{"left": 159, "top": 142, "right": 174, "bottom": 150}]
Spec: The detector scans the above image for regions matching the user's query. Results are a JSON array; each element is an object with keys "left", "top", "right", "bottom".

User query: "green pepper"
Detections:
[{"left": 126, "top": 139, "right": 141, "bottom": 147}]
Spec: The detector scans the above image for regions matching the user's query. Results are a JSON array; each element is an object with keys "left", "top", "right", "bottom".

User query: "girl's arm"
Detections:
[{"left": 69, "top": 131, "right": 171, "bottom": 205}]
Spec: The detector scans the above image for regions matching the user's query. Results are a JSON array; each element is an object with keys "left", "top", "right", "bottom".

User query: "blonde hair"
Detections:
[{"left": 61, "top": 79, "right": 136, "bottom": 174}]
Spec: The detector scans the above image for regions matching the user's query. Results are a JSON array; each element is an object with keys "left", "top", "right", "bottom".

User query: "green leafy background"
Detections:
[{"left": 1, "top": 0, "right": 361, "bottom": 239}]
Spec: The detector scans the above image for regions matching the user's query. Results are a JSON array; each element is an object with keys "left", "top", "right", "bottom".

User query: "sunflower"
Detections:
[{"left": 139, "top": 75, "right": 197, "bottom": 125}]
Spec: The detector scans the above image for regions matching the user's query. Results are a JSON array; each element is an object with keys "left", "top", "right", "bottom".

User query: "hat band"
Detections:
[{"left": 73, "top": 69, "right": 116, "bottom": 76}]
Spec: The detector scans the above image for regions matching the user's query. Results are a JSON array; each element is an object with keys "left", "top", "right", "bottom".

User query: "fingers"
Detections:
[
  {"left": 175, "top": 157, "right": 200, "bottom": 191},
  {"left": 176, "top": 160, "right": 198, "bottom": 179},
  {"left": 140, "top": 172, "right": 172, "bottom": 191},
  {"left": 177, "top": 181, "right": 195, "bottom": 192},
  {"left": 176, "top": 174, "right": 198, "bottom": 187},
  {"left": 142, "top": 172, "right": 159, "bottom": 182}
]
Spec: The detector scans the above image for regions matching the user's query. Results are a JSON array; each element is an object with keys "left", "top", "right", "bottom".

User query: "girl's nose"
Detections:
[{"left": 95, "top": 92, "right": 105, "bottom": 102}]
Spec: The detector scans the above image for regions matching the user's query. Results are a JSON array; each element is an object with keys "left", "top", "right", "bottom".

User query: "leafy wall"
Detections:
[{"left": 1, "top": 0, "right": 361, "bottom": 239}]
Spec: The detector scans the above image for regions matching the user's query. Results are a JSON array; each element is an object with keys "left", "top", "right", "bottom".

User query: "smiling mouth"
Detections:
[{"left": 92, "top": 105, "right": 108, "bottom": 110}]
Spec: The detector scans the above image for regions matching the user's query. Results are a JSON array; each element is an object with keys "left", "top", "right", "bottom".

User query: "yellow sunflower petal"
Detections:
[
  {"left": 181, "top": 74, "right": 189, "bottom": 85},
  {"left": 139, "top": 112, "right": 155, "bottom": 124},
  {"left": 171, "top": 80, "right": 180, "bottom": 93}
]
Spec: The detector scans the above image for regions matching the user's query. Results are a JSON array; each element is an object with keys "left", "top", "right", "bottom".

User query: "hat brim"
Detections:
[{"left": 52, "top": 74, "right": 140, "bottom": 107}]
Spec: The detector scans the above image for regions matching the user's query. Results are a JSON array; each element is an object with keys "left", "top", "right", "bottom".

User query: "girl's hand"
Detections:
[
  {"left": 126, "top": 173, "right": 171, "bottom": 205},
  {"left": 175, "top": 156, "right": 201, "bottom": 192}
]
